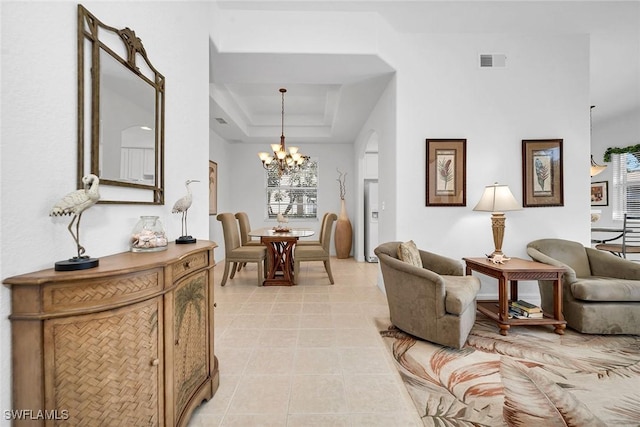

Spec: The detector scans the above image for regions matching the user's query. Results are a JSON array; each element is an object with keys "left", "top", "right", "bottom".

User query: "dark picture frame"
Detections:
[
  {"left": 522, "top": 139, "right": 564, "bottom": 207},
  {"left": 591, "top": 181, "right": 608, "bottom": 206},
  {"left": 209, "top": 160, "right": 218, "bottom": 215},
  {"left": 426, "top": 139, "right": 466, "bottom": 206}
]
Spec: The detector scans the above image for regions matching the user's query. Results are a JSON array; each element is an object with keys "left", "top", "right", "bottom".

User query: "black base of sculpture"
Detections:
[
  {"left": 176, "top": 236, "right": 196, "bottom": 244},
  {"left": 55, "top": 256, "right": 99, "bottom": 271}
]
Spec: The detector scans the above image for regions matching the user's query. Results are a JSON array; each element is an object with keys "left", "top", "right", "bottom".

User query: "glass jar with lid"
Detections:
[{"left": 130, "top": 216, "right": 168, "bottom": 252}]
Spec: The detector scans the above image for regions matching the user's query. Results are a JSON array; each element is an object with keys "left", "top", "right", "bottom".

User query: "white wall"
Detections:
[
  {"left": 354, "top": 77, "right": 397, "bottom": 264},
  {"left": 1, "top": 2, "right": 211, "bottom": 421}
]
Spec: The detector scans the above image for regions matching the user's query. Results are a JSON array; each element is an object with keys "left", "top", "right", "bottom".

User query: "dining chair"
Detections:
[
  {"left": 595, "top": 213, "right": 640, "bottom": 259},
  {"left": 296, "top": 212, "right": 329, "bottom": 247},
  {"left": 216, "top": 213, "right": 266, "bottom": 286},
  {"left": 293, "top": 213, "right": 337, "bottom": 284}
]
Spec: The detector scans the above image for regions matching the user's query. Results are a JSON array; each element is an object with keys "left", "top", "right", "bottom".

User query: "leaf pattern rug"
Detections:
[{"left": 377, "top": 314, "right": 640, "bottom": 426}]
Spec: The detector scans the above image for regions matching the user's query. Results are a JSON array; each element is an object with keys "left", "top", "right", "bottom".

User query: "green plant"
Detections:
[{"left": 603, "top": 144, "right": 640, "bottom": 162}]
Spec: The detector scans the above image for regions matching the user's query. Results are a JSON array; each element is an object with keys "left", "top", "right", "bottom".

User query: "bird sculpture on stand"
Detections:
[
  {"left": 49, "top": 174, "right": 101, "bottom": 271},
  {"left": 172, "top": 179, "right": 199, "bottom": 244}
]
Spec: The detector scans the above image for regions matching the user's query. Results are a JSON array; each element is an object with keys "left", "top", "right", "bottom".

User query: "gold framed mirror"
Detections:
[{"left": 78, "top": 4, "right": 164, "bottom": 204}]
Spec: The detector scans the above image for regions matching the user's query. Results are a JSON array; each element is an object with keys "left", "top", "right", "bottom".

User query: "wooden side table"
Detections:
[{"left": 463, "top": 257, "right": 566, "bottom": 336}]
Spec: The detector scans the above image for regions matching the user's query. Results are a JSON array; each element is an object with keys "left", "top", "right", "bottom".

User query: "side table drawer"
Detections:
[{"left": 172, "top": 250, "right": 209, "bottom": 282}]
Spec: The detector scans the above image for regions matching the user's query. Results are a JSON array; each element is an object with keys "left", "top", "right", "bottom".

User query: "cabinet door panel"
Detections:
[
  {"left": 173, "top": 270, "right": 209, "bottom": 418},
  {"left": 44, "top": 297, "right": 163, "bottom": 426}
]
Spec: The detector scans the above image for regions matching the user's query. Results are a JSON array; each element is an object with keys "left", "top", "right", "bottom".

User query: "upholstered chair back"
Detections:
[
  {"left": 235, "top": 212, "right": 253, "bottom": 246},
  {"left": 375, "top": 241, "right": 401, "bottom": 260},
  {"left": 527, "top": 238, "right": 592, "bottom": 278},
  {"left": 216, "top": 213, "right": 241, "bottom": 254},
  {"left": 320, "top": 213, "right": 338, "bottom": 251},
  {"left": 316, "top": 212, "right": 328, "bottom": 243}
]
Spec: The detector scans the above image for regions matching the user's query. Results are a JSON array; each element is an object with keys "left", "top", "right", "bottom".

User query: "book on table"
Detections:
[
  {"left": 510, "top": 299, "right": 542, "bottom": 313},
  {"left": 509, "top": 304, "right": 544, "bottom": 319}
]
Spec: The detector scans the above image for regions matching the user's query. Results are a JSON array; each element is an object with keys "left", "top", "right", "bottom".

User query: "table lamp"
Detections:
[{"left": 473, "top": 182, "right": 522, "bottom": 257}]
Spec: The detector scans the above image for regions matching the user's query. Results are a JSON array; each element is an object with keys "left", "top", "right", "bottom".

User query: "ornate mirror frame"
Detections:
[{"left": 78, "top": 4, "right": 165, "bottom": 204}]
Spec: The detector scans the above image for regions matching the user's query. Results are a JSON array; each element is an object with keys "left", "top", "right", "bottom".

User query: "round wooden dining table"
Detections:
[{"left": 248, "top": 228, "right": 314, "bottom": 285}]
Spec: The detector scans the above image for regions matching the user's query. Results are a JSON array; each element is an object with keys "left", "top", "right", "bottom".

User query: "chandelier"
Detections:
[{"left": 258, "top": 88, "right": 308, "bottom": 175}]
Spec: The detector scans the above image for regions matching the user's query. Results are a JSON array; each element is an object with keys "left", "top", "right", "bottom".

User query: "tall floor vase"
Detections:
[{"left": 334, "top": 199, "right": 352, "bottom": 259}]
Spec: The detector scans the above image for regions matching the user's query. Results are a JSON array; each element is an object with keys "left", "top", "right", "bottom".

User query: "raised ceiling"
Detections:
[
  {"left": 210, "top": 1, "right": 640, "bottom": 144},
  {"left": 209, "top": 52, "right": 395, "bottom": 144}
]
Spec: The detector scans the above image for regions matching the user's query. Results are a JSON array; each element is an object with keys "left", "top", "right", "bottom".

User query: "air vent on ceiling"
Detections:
[
  {"left": 480, "top": 54, "right": 507, "bottom": 68},
  {"left": 214, "top": 117, "right": 228, "bottom": 125}
]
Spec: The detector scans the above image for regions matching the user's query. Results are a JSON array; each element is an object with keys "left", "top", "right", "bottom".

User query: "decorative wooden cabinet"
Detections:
[{"left": 3, "top": 241, "right": 218, "bottom": 426}]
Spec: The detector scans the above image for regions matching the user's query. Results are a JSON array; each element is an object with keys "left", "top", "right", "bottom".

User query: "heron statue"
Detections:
[
  {"left": 172, "top": 179, "right": 199, "bottom": 244},
  {"left": 50, "top": 174, "right": 100, "bottom": 270}
]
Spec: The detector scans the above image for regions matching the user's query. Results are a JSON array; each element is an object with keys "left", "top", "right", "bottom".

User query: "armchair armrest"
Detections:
[
  {"left": 526, "top": 247, "right": 576, "bottom": 283},
  {"left": 586, "top": 248, "right": 640, "bottom": 279},
  {"left": 419, "top": 250, "right": 464, "bottom": 276}
]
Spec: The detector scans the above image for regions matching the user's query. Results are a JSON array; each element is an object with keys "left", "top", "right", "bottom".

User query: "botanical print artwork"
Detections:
[
  {"left": 532, "top": 149, "right": 552, "bottom": 196},
  {"left": 436, "top": 149, "right": 456, "bottom": 195},
  {"left": 378, "top": 315, "right": 640, "bottom": 427}
]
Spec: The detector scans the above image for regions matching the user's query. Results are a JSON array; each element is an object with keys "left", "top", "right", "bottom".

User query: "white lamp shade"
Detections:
[{"left": 473, "top": 183, "right": 522, "bottom": 213}]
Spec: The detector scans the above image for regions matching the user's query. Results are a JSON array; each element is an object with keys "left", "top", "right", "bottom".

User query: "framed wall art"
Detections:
[
  {"left": 591, "top": 181, "right": 608, "bottom": 206},
  {"left": 522, "top": 139, "right": 563, "bottom": 207},
  {"left": 426, "top": 139, "right": 466, "bottom": 206},
  {"left": 209, "top": 160, "right": 218, "bottom": 215}
]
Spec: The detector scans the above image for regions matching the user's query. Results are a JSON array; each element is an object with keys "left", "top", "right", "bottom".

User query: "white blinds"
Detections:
[{"left": 612, "top": 152, "right": 640, "bottom": 220}]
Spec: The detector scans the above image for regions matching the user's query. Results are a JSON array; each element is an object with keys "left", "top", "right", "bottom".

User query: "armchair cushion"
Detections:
[
  {"left": 397, "top": 240, "right": 423, "bottom": 268},
  {"left": 571, "top": 278, "right": 640, "bottom": 302},
  {"left": 443, "top": 275, "right": 481, "bottom": 315}
]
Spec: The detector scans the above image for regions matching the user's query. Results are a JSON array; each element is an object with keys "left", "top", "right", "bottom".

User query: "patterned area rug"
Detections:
[{"left": 377, "top": 315, "right": 640, "bottom": 426}]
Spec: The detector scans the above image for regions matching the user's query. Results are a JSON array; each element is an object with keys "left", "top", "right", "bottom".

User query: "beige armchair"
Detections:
[
  {"left": 293, "top": 213, "right": 337, "bottom": 284},
  {"left": 527, "top": 238, "right": 640, "bottom": 334},
  {"left": 374, "top": 242, "right": 481, "bottom": 349},
  {"left": 217, "top": 213, "right": 266, "bottom": 286}
]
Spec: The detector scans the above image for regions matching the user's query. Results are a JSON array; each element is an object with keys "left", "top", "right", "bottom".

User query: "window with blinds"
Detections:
[
  {"left": 612, "top": 152, "right": 640, "bottom": 220},
  {"left": 266, "top": 159, "right": 318, "bottom": 219}
]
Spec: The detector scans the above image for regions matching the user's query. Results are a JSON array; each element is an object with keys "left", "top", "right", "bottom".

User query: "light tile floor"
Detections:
[{"left": 189, "top": 257, "right": 422, "bottom": 426}]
